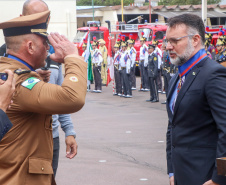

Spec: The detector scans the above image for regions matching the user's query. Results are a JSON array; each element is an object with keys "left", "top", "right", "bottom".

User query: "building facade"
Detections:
[{"left": 0, "top": 0, "right": 77, "bottom": 44}]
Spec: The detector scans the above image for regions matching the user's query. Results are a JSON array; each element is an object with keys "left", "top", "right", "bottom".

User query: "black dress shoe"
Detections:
[
  {"left": 151, "top": 99, "right": 159, "bottom": 103},
  {"left": 146, "top": 98, "right": 154, "bottom": 102}
]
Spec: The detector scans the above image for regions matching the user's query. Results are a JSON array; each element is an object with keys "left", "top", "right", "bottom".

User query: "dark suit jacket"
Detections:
[
  {"left": 147, "top": 53, "right": 158, "bottom": 78},
  {"left": 0, "top": 109, "right": 12, "bottom": 141},
  {"left": 166, "top": 57, "right": 226, "bottom": 185}
]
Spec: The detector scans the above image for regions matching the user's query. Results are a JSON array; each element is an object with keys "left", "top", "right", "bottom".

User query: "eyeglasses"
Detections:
[{"left": 165, "top": 34, "right": 194, "bottom": 47}]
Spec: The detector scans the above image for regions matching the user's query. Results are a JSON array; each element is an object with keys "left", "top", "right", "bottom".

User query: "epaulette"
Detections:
[{"left": 14, "top": 68, "right": 31, "bottom": 75}]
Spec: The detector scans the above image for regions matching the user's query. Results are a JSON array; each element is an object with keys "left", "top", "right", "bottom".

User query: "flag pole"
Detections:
[
  {"left": 149, "top": 0, "right": 151, "bottom": 23},
  {"left": 92, "top": 0, "right": 94, "bottom": 21},
  {"left": 121, "top": 0, "right": 124, "bottom": 22}
]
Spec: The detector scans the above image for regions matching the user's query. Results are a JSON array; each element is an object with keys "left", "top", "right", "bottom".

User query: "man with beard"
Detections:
[{"left": 166, "top": 14, "right": 226, "bottom": 185}]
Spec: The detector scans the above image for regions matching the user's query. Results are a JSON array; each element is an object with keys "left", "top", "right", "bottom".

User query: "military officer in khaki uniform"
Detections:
[
  {"left": 98, "top": 39, "right": 108, "bottom": 85},
  {"left": 0, "top": 11, "right": 87, "bottom": 185}
]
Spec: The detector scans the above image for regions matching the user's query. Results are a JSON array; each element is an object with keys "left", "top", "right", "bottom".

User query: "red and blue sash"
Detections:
[{"left": 178, "top": 49, "right": 207, "bottom": 77}]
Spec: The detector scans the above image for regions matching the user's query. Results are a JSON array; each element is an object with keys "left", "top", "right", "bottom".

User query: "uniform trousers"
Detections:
[
  {"left": 163, "top": 71, "right": 171, "bottom": 96},
  {"left": 122, "top": 68, "right": 132, "bottom": 96},
  {"left": 114, "top": 66, "right": 122, "bottom": 94},
  {"left": 156, "top": 69, "right": 162, "bottom": 91},
  {"left": 52, "top": 137, "right": 60, "bottom": 177},
  {"left": 149, "top": 77, "right": 159, "bottom": 100},
  {"left": 139, "top": 60, "right": 148, "bottom": 89},
  {"left": 130, "top": 65, "right": 136, "bottom": 88},
  {"left": 93, "top": 65, "right": 102, "bottom": 90},
  {"left": 101, "top": 63, "right": 107, "bottom": 85}
]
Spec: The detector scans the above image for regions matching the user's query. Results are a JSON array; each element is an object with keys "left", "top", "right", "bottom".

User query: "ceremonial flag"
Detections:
[
  {"left": 85, "top": 34, "right": 93, "bottom": 83},
  {"left": 106, "top": 36, "right": 114, "bottom": 86}
]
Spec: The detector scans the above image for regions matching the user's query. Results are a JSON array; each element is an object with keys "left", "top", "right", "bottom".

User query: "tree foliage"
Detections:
[
  {"left": 77, "top": 0, "right": 134, "bottom": 6},
  {"left": 158, "top": 0, "right": 221, "bottom": 5}
]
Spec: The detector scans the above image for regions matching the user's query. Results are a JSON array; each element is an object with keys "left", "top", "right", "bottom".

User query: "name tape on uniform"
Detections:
[{"left": 21, "top": 77, "right": 40, "bottom": 90}]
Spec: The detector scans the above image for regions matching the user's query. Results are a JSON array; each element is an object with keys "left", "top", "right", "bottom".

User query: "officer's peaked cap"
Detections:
[{"left": 0, "top": 11, "right": 50, "bottom": 38}]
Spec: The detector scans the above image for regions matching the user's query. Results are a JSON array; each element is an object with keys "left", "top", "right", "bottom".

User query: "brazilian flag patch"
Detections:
[{"left": 21, "top": 77, "right": 40, "bottom": 90}]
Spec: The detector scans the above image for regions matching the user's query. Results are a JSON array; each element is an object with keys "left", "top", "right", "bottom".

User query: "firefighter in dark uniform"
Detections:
[
  {"left": 161, "top": 43, "right": 171, "bottom": 104},
  {"left": 146, "top": 44, "right": 159, "bottom": 102}
]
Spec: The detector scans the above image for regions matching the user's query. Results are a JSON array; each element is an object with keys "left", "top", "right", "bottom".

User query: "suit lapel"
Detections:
[{"left": 172, "top": 66, "right": 200, "bottom": 118}]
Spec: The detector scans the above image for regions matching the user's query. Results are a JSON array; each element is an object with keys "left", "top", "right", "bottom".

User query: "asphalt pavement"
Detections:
[{"left": 56, "top": 77, "right": 169, "bottom": 185}]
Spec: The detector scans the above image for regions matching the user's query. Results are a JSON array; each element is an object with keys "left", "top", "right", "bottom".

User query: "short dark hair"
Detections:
[{"left": 167, "top": 14, "right": 205, "bottom": 44}]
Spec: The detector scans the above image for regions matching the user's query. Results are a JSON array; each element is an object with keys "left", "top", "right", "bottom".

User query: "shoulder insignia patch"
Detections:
[
  {"left": 14, "top": 68, "right": 31, "bottom": 75},
  {"left": 21, "top": 77, "right": 40, "bottom": 90},
  {"left": 69, "top": 76, "right": 78, "bottom": 82},
  {"left": 154, "top": 57, "right": 157, "bottom": 61}
]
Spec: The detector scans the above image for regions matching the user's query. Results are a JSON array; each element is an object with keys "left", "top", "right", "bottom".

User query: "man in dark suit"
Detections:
[
  {"left": 146, "top": 44, "right": 158, "bottom": 102},
  {"left": 0, "top": 70, "right": 15, "bottom": 141},
  {"left": 166, "top": 14, "right": 226, "bottom": 185}
]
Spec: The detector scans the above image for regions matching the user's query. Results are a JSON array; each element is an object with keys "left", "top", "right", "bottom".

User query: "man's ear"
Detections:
[
  {"left": 192, "top": 34, "right": 200, "bottom": 47},
  {"left": 26, "top": 41, "right": 35, "bottom": 55}
]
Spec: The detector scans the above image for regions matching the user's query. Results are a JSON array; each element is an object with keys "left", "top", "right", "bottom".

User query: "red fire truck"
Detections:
[{"left": 73, "top": 21, "right": 110, "bottom": 56}]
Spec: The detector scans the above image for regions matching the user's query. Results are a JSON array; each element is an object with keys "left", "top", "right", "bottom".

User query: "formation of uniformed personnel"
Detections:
[
  {"left": 120, "top": 42, "right": 132, "bottom": 98},
  {"left": 113, "top": 43, "right": 122, "bottom": 96},
  {"left": 91, "top": 39, "right": 103, "bottom": 93},
  {"left": 0, "top": 11, "right": 87, "bottom": 185},
  {"left": 139, "top": 34, "right": 149, "bottom": 91},
  {"left": 127, "top": 37, "right": 137, "bottom": 90},
  {"left": 146, "top": 44, "right": 159, "bottom": 102},
  {"left": 98, "top": 39, "right": 108, "bottom": 86}
]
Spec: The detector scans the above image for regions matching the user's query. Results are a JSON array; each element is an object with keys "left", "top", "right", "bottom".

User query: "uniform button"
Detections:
[
  {"left": 41, "top": 167, "right": 44, "bottom": 171},
  {"left": 172, "top": 145, "right": 175, "bottom": 149}
]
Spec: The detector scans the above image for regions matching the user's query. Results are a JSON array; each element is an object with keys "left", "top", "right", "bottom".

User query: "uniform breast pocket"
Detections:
[
  {"left": 25, "top": 157, "right": 53, "bottom": 185},
  {"left": 45, "top": 115, "right": 52, "bottom": 130}
]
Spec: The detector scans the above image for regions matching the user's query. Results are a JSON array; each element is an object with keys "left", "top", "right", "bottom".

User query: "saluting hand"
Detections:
[
  {"left": 48, "top": 32, "right": 78, "bottom": 63},
  {"left": 65, "top": 135, "right": 78, "bottom": 159}
]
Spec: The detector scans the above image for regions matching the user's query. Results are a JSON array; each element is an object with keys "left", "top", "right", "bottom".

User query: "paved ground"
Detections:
[{"left": 56, "top": 77, "right": 169, "bottom": 185}]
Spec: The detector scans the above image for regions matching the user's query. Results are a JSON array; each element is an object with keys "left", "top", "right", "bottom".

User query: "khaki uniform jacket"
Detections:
[
  {"left": 99, "top": 45, "right": 107, "bottom": 64},
  {"left": 0, "top": 55, "right": 87, "bottom": 185}
]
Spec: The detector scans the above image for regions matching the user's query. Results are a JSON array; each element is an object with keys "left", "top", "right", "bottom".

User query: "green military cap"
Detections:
[{"left": 0, "top": 11, "right": 50, "bottom": 38}]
